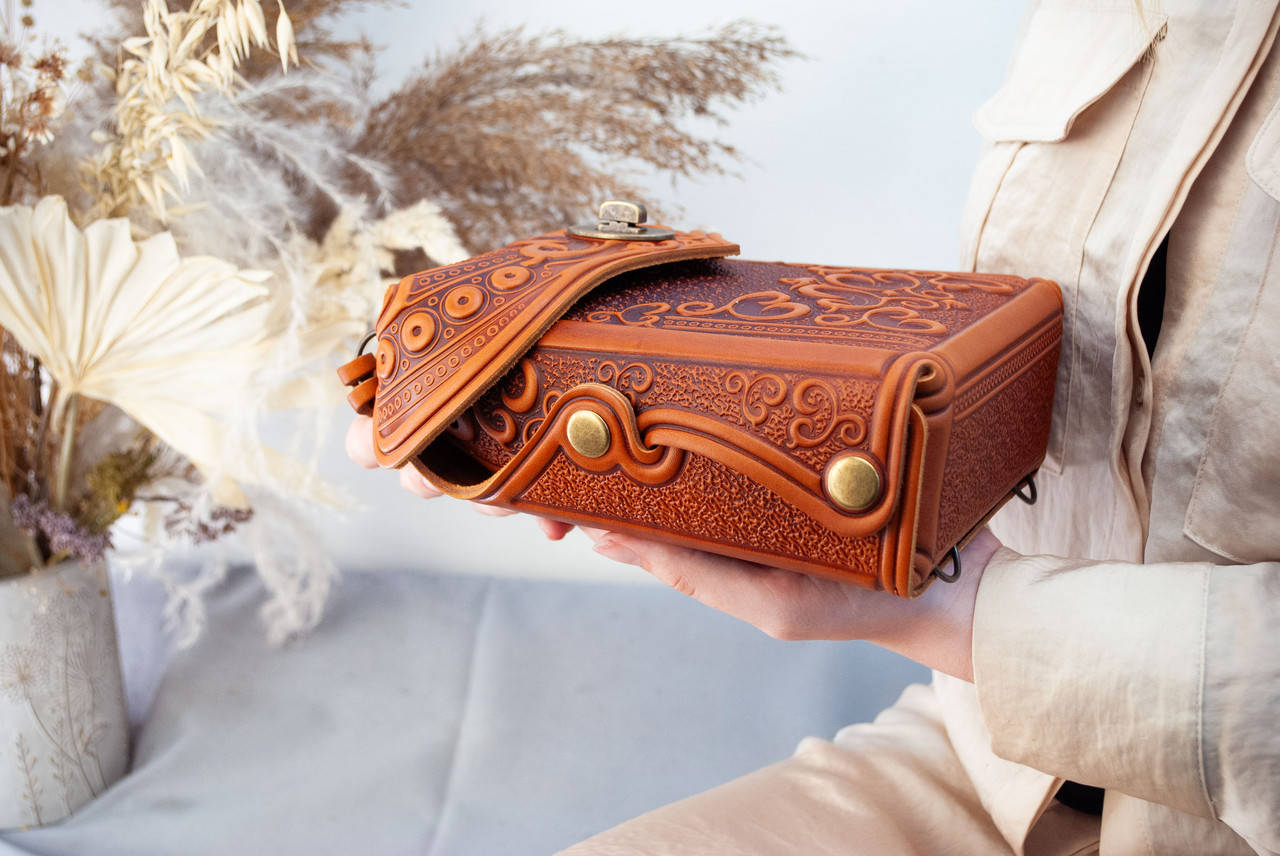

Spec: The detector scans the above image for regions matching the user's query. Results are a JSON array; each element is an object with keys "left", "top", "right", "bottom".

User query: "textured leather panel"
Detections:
[
  {"left": 516, "top": 450, "right": 887, "bottom": 589},
  {"left": 936, "top": 321, "right": 1060, "bottom": 553},
  {"left": 342, "top": 234, "right": 1062, "bottom": 595}
]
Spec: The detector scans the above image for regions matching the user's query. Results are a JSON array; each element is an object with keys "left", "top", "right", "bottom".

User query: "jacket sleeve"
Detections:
[{"left": 971, "top": 547, "right": 1280, "bottom": 853}]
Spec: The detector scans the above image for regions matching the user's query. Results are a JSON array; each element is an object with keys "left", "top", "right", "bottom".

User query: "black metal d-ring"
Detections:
[
  {"left": 1013, "top": 474, "right": 1037, "bottom": 505},
  {"left": 357, "top": 330, "right": 377, "bottom": 356},
  {"left": 933, "top": 546, "right": 962, "bottom": 583}
]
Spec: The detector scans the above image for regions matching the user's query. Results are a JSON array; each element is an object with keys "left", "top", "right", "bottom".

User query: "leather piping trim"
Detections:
[{"left": 891, "top": 405, "right": 930, "bottom": 597}]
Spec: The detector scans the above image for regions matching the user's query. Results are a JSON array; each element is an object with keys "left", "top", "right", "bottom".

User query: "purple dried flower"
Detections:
[
  {"left": 10, "top": 494, "right": 111, "bottom": 564},
  {"left": 164, "top": 502, "right": 253, "bottom": 544},
  {"left": 10, "top": 493, "right": 40, "bottom": 532}
]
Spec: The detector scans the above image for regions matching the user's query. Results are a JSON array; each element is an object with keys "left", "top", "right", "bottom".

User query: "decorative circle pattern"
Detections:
[
  {"left": 444, "top": 285, "right": 485, "bottom": 319},
  {"left": 376, "top": 338, "right": 396, "bottom": 380},
  {"left": 489, "top": 266, "right": 533, "bottom": 291},
  {"left": 402, "top": 311, "right": 437, "bottom": 352}
]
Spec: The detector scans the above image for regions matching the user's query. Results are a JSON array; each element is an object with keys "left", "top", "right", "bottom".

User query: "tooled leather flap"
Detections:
[{"left": 369, "top": 229, "right": 739, "bottom": 467}]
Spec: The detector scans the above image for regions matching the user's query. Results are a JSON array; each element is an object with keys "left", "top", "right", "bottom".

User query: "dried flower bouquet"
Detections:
[
  {"left": 0, "top": 0, "right": 793, "bottom": 643},
  {"left": 0, "top": 0, "right": 325, "bottom": 644}
]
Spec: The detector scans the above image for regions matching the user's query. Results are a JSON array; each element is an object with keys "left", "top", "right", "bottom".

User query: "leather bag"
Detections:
[{"left": 339, "top": 203, "right": 1062, "bottom": 596}]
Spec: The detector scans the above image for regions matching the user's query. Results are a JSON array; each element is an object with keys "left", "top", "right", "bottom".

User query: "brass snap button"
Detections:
[
  {"left": 824, "top": 454, "right": 881, "bottom": 512},
  {"left": 566, "top": 410, "right": 611, "bottom": 458}
]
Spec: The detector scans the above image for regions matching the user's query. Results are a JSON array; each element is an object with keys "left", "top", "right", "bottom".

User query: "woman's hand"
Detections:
[
  {"left": 347, "top": 414, "right": 580, "bottom": 535},
  {"left": 345, "top": 414, "right": 519, "bottom": 516},
  {"left": 347, "top": 412, "right": 1001, "bottom": 679},
  {"left": 581, "top": 525, "right": 1002, "bottom": 682}
]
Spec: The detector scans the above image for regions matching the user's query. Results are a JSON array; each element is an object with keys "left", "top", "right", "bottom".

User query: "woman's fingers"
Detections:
[
  {"left": 584, "top": 529, "right": 846, "bottom": 641},
  {"left": 350, "top": 418, "right": 570, "bottom": 537},
  {"left": 398, "top": 466, "right": 444, "bottom": 500},
  {"left": 471, "top": 502, "right": 517, "bottom": 517},
  {"left": 345, "top": 416, "right": 378, "bottom": 469},
  {"left": 536, "top": 518, "right": 576, "bottom": 541}
]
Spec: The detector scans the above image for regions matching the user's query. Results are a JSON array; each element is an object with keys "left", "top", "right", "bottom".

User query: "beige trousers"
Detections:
[{"left": 560, "top": 682, "right": 1100, "bottom": 856}]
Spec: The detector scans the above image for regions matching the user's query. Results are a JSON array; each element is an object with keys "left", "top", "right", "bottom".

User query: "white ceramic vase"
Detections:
[{"left": 0, "top": 560, "right": 129, "bottom": 829}]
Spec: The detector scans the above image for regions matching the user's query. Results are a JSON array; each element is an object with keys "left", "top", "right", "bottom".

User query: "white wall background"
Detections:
[{"left": 50, "top": 0, "right": 1030, "bottom": 581}]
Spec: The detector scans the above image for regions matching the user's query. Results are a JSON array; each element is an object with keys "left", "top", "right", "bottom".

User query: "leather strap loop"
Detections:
[
  {"left": 337, "top": 353, "right": 376, "bottom": 388},
  {"left": 347, "top": 377, "right": 377, "bottom": 416}
]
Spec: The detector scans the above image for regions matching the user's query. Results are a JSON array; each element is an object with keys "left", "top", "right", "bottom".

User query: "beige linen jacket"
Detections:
[{"left": 943, "top": 0, "right": 1280, "bottom": 853}]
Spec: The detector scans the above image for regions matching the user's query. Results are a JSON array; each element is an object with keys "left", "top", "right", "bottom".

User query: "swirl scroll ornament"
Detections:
[
  {"left": 475, "top": 358, "right": 546, "bottom": 448},
  {"left": 521, "top": 390, "right": 561, "bottom": 446},
  {"left": 673, "top": 291, "right": 811, "bottom": 322},
  {"left": 792, "top": 266, "right": 1019, "bottom": 334},
  {"left": 789, "top": 379, "right": 866, "bottom": 448},
  {"left": 596, "top": 360, "right": 655, "bottom": 404},
  {"left": 475, "top": 406, "right": 519, "bottom": 445},
  {"left": 725, "top": 371, "right": 786, "bottom": 426},
  {"left": 501, "top": 358, "right": 541, "bottom": 413},
  {"left": 725, "top": 371, "right": 866, "bottom": 450},
  {"left": 584, "top": 302, "right": 671, "bottom": 327},
  {"left": 575, "top": 263, "right": 1027, "bottom": 345}
]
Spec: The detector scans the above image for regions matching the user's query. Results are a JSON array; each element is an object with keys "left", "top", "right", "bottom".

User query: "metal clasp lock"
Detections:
[{"left": 569, "top": 200, "right": 675, "bottom": 242}]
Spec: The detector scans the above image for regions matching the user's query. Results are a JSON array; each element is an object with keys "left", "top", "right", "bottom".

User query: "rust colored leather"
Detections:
[
  {"left": 340, "top": 230, "right": 1062, "bottom": 597},
  {"left": 337, "top": 353, "right": 376, "bottom": 386}
]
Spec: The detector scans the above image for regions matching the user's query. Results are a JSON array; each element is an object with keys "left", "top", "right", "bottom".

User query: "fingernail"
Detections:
[{"left": 593, "top": 537, "right": 639, "bottom": 565}]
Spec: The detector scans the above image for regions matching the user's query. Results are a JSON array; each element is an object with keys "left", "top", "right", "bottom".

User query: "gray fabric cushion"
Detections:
[{"left": 0, "top": 566, "right": 925, "bottom": 855}]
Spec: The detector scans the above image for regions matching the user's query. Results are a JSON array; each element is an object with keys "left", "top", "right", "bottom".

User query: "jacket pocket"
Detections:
[
  {"left": 974, "top": 2, "right": 1168, "bottom": 143},
  {"left": 963, "top": 0, "right": 1167, "bottom": 475},
  {"left": 1183, "top": 103, "right": 1280, "bottom": 564}
]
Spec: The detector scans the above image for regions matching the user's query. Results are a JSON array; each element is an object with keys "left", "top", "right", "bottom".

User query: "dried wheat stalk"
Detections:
[{"left": 82, "top": 0, "right": 300, "bottom": 223}]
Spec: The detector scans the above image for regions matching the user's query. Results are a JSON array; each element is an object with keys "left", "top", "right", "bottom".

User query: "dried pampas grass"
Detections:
[{"left": 361, "top": 22, "right": 798, "bottom": 252}]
